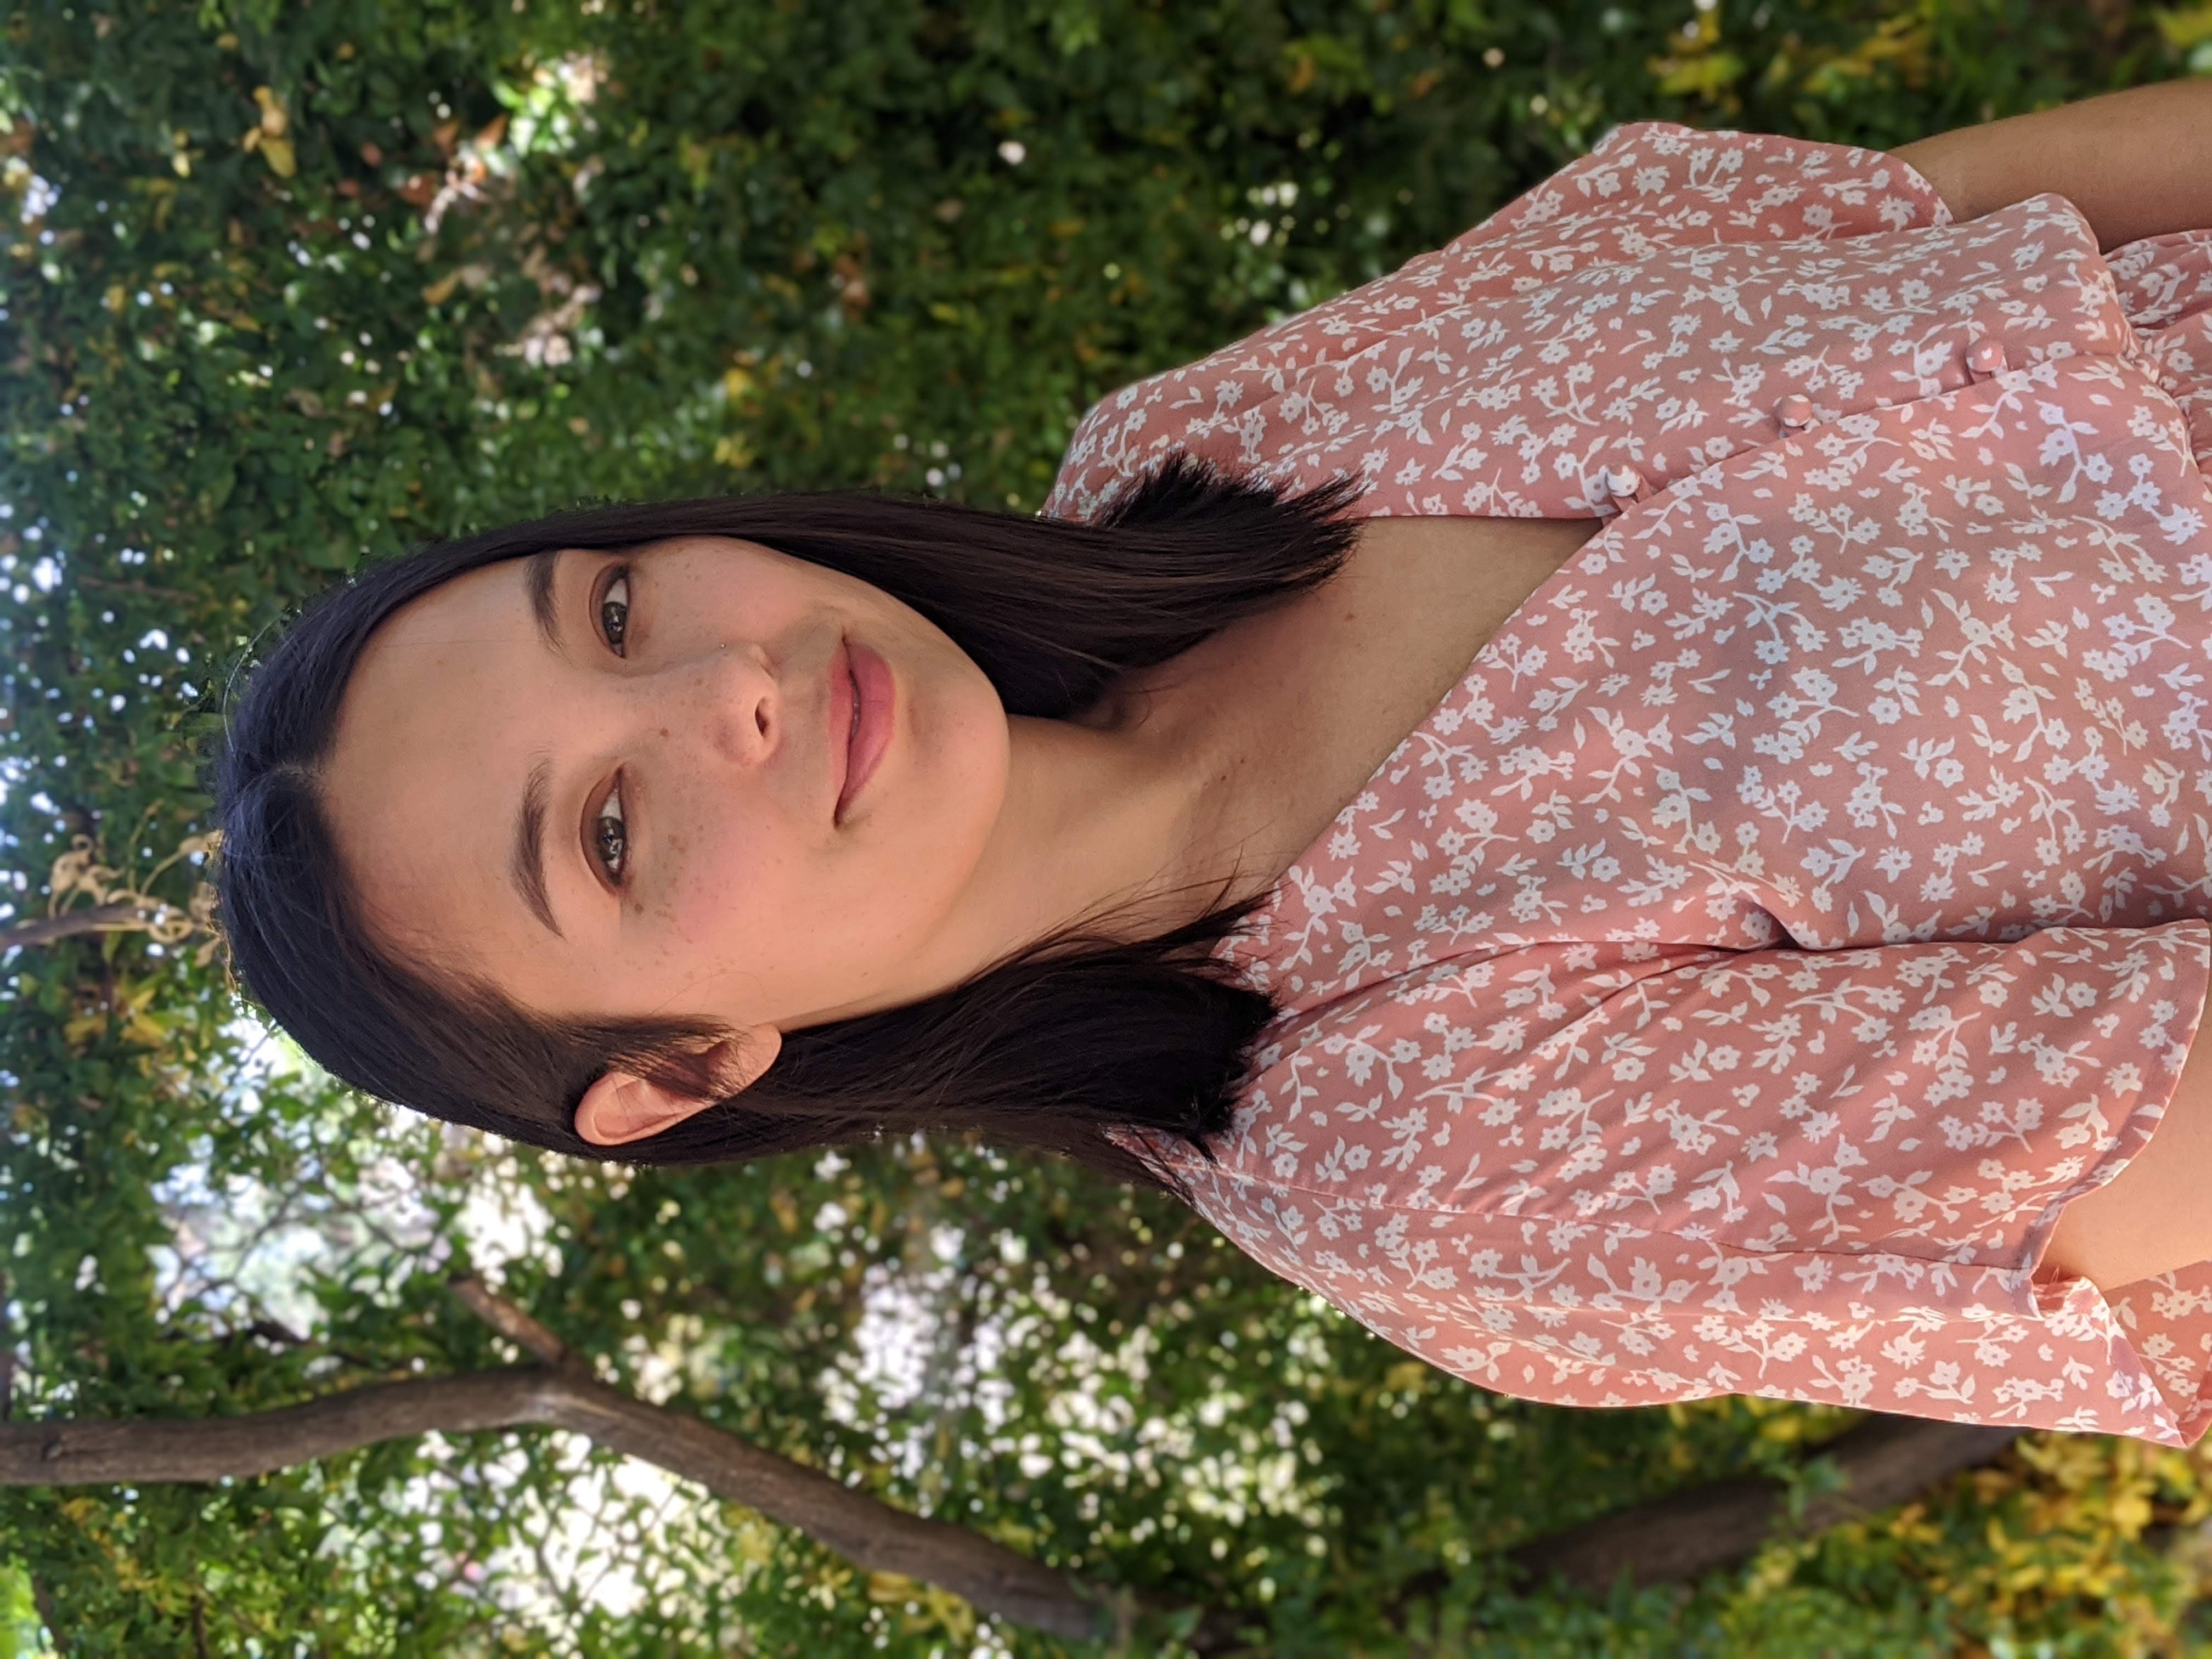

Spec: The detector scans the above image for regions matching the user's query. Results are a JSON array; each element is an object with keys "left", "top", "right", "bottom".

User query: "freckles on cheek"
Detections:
[{"left": 650, "top": 872, "right": 705, "bottom": 941}]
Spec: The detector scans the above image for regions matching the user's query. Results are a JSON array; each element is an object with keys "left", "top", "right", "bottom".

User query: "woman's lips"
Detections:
[
  {"left": 836, "top": 639, "right": 891, "bottom": 823},
  {"left": 829, "top": 639, "right": 854, "bottom": 819}
]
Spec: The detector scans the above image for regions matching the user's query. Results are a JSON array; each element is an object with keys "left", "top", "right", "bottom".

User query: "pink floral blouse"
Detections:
[{"left": 1045, "top": 120, "right": 2212, "bottom": 1445}]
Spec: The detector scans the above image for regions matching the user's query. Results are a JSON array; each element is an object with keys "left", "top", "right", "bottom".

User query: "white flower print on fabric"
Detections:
[{"left": 1057, "top": 122, "right": 2212, "bottom": 1446}]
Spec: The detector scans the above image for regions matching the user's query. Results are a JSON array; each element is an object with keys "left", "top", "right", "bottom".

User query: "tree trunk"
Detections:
[
  {"left": 1508, "top": 1416, "right": 2024, "bottom": 1594},
  {"left": 1, "top": 1368, "right": 1114, "bottom": 1643}
]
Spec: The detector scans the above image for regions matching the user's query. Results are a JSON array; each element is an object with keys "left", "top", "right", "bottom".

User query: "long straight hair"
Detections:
[{"left": 210, "top": 456, "right": 1363, "bottom": 1190}]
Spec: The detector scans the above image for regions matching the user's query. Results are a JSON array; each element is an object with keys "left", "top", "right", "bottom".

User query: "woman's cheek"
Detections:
[{"left": 664, "top": 829, "right": 763, "bottom": 944}]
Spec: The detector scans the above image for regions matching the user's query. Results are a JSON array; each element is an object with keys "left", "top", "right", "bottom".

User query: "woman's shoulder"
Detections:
[
  {"left": 1041, "top": 121, "right": 1957, "bottom": 522},
  {"left": 1447, "top": 118, "right": 1953, "bottom": 255}
]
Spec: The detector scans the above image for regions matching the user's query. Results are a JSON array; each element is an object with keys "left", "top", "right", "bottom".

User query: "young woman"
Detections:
[{"left": 216, "top": 81, "right": 2212, "bottom": 1444}]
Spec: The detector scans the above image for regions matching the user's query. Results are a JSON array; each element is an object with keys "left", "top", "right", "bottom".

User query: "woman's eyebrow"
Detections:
[
  {"left": 509, "top": 550, "right": 568, "bottom": 939},
  {"left": 510, "top": 755, "right": 563, "bottom": 939},
  {"left": 524, "top": 548, "right": 563, "bottom": 651}
]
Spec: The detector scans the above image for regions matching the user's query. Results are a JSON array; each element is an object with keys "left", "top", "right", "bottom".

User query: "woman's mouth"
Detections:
[{"left": 836, "top": 639, "right": 891, "bottom": 823}]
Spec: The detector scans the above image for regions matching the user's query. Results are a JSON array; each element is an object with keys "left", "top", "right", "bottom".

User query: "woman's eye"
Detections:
[
  {"left": 594, "top": 780, "right": 628, "bottom": 885},
  {"left": 599, "top": 572, "right": 630, "bottom": 655}
]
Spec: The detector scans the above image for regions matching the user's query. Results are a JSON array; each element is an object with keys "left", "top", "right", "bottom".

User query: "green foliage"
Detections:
[
  {"left": 1, "top": 0, "right": 2209, "bottom": 1653},
  {"left": 0, "top": 1561, "right": 50, "bottom": 1659}
]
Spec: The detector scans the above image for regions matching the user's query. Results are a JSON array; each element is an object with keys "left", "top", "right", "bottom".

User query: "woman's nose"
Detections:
[{"left": 658, "top": 640, "right": 774, "bottom": 765}]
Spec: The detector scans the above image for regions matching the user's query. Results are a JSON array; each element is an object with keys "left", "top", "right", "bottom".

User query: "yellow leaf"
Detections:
[
  {"left": 1382, "top": 1361, "right": 1428, "bottom": 1395},
  {"left": 123, "top": 1014, "right": 166, "bottom": 1048},
  {"left": 104, "top": 283, "right": 126, "bottom": 313},
  {"left": 2154, "top": 4, "right": 2212, "bottom": 49},
  {"left": 921, "top": 1584, "right": 976, "bottom": 1638},
  {"left": 421, "top": 269, "right": 462, "bottom": 306},
  {"left": 63, "top": 1012, "right": 106, "bottom": 1049},
  {"left": 713, "top": 433, "right": 755, "bottom": 470},
  {"left": 259, "top": 136, "right": 296, "bottom": 178},
  {"left": 252, "top": 87, "right": 289, "bottom": 138},
  {"left": 1654, "top": 50, "right": 1745, "bottom": 99},
  {"left": 2112, "top": 1491, "right": 2154, "bottom": 1536},
  {"left": 722, "top": 1509, "right": 777, "bottom": 1566}
]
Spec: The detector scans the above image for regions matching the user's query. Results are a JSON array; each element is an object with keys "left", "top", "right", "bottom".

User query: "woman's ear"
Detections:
[{"left": 573, "top": 1027, "right": 782, "bottom": 1148}]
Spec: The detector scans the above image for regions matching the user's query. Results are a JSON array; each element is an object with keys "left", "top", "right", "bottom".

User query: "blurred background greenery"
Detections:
[{"left": 3, "top": 0, "right": 2212, "bottom": 1653}]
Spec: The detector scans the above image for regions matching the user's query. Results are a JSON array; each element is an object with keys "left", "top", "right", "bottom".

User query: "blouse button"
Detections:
[
  {"left": 1601, "top": 464, "right": 1644, "bottom": 500},
  {"left": 1966, "top": 335, "right": 2008, "bottom": 377},
  {"left": 1777, "top": 394, "right": 1815, "bottom": 430}
]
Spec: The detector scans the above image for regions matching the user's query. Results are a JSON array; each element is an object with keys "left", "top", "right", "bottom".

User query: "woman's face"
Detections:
[{"left": 319, "top": 535, "right": 1014, "bottom": 1044}]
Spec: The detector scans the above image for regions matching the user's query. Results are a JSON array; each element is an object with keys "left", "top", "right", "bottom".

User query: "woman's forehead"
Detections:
[
  {"left": 610, "top": 533, "right": 771, "bottom": 566},
  {"left": 377, "top": 554, "right": 536, "bottom": 646},
  {"left": 321, "top": 559, "right": 546, "bottom": 946}
]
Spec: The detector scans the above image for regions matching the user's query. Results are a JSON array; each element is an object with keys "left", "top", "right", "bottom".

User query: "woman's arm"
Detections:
[
  {"left": 2041, "top": 973, "right": 2212, "bottom": 1291},
  {"left": 1891, "top": 78, "right": 2212, "bottom": 251}
]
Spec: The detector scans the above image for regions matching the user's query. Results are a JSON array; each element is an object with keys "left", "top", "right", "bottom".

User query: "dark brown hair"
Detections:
[{"left": 210, "top": 456, "right": 1362, "bottom": 1189}]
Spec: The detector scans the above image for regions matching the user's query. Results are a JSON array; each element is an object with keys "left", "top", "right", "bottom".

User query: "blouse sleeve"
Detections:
[
  {"left": 1436, "top": 118, "right": 1956, "bottom": 267},
  {"left": 1040, "top": 121, "right": 1954, "bottom": 523},
  {"left": 1149, "top": 919, "right": 2212, "bottom": 1444}
]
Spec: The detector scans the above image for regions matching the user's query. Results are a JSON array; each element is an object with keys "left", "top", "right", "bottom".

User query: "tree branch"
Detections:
[
  {"left": 29, "top": 1573, "right": 65, "bottom": 1658},
  {"left": 1507, "top": 1417, "right": 2024, "bottom": 1594},
  {"left": 448, "top": 1276, "right": 572, "bottom": 1368},
  {"left": 0, "top": 1368, "right": 1114, "bottom": 1642},
  {"left": 0, "top": 902, "right": 147, "bottom": 951}
]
